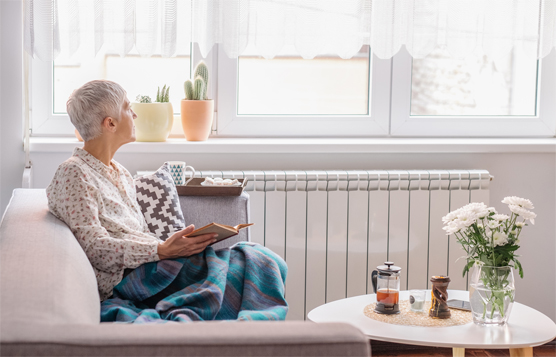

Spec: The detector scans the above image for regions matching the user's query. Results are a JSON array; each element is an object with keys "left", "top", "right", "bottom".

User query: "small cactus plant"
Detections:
[
  {"left": 136, "top": 95, "right": 152, "bottom": 103},
  {"left": 195, "top": 61, "right": 209, "bottom": 90},
  {"left": 184, "top": 80, "right": 194, "bottom": 101},
  {"left": 156, "top": 85, "right": 170, "bottom": 103},
  {"left": 184, "top": 61, "right": 210, "bottom": 100}
]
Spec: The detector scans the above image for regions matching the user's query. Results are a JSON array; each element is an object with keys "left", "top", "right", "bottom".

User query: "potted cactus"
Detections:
[
  {"left": 131, "top": 85, "right": 174, "bottom": 142},
  {"left": 181, "top": 61, "right": 213, "bottom": 141}
]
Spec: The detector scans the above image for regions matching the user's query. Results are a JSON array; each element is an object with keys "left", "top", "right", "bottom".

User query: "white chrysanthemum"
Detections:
[
  {"left": 502, "top": 196, "right": 534, "bottom": 209},
  {"left": 508, "top": 204, "right": 537, "bottom": 225},
  {"left": 492, "top": 231, "right": 509, "bottom": 246},
  {"left": 515, "top": 222, "right": 525, "bottom": 228},
  {"left": 462, "top": 202, "right": 490, "bottom": 219},
  {"left": 473, "top": 260, "right": 485, "bottom": 268},
  {"left": 442, "top": 210, "right": 460, "bottom": 224},
  {"left": 442, "top": 224, "right": 460, "bottom": 235},
  {"left": 491, "top": 214, "right": 510, "bottom": 221},
  {"left": 442, "top": 218, "right": 469, "bottom": 235},
  {"left": 456, "top": 210, "right": 478, "bottom": 227},
  {"left": 488, "top": 207, "right": 497, "bottom": 213},
  {"left": 487, "top": 221, "right": 501, "bottom": 229},
  {"left": 477, "top": 224, "right": 484, "bottom": 229}
]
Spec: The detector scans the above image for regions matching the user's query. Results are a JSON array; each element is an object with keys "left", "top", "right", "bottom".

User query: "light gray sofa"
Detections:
[{"left": 0, "top": 189, "right": 370, "bottom": 356}]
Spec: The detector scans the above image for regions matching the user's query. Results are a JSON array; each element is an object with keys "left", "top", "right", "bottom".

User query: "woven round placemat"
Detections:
[{"left": 363, "top": 300, "right": 472, "bottom": 327}]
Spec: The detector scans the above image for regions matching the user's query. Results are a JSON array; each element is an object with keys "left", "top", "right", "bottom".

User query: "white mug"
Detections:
[{"left": 167, "top": 161, "right": 195, "bottom": 185}]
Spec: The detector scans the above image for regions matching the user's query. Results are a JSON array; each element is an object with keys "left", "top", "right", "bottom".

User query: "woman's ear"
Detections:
[{"left": 102, "top": 116, "right": 117, "bottom": 133}]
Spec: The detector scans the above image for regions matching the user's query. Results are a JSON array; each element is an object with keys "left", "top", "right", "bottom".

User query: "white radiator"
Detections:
[{"left": 191, "top": 169, "right": 490, "bottom": 321}]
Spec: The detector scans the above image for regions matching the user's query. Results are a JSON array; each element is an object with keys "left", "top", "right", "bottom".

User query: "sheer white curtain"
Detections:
[{"left": 24, "top": 0, "right": 556, "bottom": 61}]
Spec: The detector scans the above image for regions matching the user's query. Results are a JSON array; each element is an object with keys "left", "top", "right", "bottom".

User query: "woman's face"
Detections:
[{"left": 117, "top": 98, "right": 137, "bottom": 144}]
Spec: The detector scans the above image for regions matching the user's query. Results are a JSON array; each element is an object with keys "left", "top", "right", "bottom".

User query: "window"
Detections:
[
  {"left": 31, "top": 44, "right": 556, "bottom": 138},
  {"left": 217, "top": 45, "right": 391, "bottom": 137},
  {"left": 390, "top": 49, "right": 555, "bottom": 137},
  {"left": 53, "top": 52, "right": 190, "bottom": 115},
  {"left": 32, "top": 47, "right": 190, "bottom": 136},
  {"left": 410, "top": 49, "right": 538, "bottom": 116},
  {"left": 237, "top": 46, "right": 370, "bottom": 115}
]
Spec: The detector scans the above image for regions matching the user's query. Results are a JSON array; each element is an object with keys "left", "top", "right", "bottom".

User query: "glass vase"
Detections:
[{"left": 469, "top": 265, "right": 515, "bottom": 326}]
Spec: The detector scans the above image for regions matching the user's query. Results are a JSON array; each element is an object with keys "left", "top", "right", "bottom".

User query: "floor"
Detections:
[{"left": 370, "top": 339, "right": 556, "bottom": 357}]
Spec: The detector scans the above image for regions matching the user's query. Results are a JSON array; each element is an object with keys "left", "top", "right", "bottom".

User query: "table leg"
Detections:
[
  {"left": 509, "top": 347, "right": 533, "bottom": 357},
  {"left": 452, "top": 347, "right": 465, "bottom": 357}
]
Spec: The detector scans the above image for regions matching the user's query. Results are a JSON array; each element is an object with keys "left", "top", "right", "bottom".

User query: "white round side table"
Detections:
[{"left": 307, "top": 290, "right": 556, "bottom": 357}]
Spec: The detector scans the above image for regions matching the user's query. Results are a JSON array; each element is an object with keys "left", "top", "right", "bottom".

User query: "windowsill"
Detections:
[{"left": 29, "top": 137, "right": 556, "bottom": 154}]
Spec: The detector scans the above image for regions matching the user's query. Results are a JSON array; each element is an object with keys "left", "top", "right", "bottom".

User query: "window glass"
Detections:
[
  {"left": 53, "top": 49, "right": 190, "bottom": 115},
  {"left": 411, "top": 49, "right": 538, "bottom": 116},
  {"left": 237, "top": 45, "right": 371, "bottom": 115}
]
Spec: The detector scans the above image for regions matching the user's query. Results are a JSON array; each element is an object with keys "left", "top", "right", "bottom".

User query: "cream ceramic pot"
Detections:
[{"left": 131, "top": 102, "right": 173, "bottom": 142}]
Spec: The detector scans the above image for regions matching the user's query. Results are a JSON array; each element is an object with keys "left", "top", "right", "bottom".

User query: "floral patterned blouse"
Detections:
[{"left": 47, "top": 147, "right": 162, "bottom": 301}]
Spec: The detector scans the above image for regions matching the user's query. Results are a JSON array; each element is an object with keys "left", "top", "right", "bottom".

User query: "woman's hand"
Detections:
[{"left": 157, "top": 225, "right": 217, "bottom": 260}]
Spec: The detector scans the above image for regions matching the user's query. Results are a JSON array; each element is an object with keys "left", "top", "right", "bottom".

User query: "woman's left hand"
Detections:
[{"left": 157, "top": 225, "right": 217, "bottom": 260}]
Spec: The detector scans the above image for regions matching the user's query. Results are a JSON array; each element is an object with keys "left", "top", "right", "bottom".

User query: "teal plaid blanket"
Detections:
[{"left": 101, "top": 242, "right": 288, "bottom": 323}]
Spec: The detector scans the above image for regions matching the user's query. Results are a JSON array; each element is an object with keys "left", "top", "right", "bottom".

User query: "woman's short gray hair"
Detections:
[{"left": 67, "top": 80, "right": 127, "bottom": 141}]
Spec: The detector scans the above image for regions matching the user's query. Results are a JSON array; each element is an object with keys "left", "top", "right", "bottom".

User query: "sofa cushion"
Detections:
[
  {"left": 135, "top": 162, "right": 186, "bottom": 240},
  {"left": 179, "top": 193, "right": 251, "bottom": 250},
  {"left": 0, "top": 189, "right": 100, "bottom": 326}
]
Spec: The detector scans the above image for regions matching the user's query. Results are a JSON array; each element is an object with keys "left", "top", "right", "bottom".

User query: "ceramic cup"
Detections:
[
  {"left": 409, "top": 289, "right": 426, "bottom": 312},
  {"left": 167, "top": 161, "right": 195, "bottom": 186}
]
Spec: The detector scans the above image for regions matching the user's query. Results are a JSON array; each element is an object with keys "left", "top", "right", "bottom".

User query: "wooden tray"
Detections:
[{"left": 176, "top": 178, "right": 248, "bottom": 196}]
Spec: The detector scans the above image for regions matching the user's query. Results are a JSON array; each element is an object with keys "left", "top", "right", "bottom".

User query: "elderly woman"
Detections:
[{"left": 47, "top": 80, "right": 287, "bottom": 322}]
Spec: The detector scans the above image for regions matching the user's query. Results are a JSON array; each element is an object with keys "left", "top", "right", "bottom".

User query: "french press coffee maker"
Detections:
[{"left": 371, "top": 261, "right": 401, "bottom": 314}]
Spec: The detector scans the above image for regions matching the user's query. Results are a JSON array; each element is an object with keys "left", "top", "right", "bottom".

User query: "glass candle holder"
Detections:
[{"left": 409, "top": 289, "right": 426, "bottom": 312}]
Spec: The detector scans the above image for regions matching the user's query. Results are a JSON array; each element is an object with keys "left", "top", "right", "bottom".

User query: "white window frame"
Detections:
[
  {"left": 30, "top": 44, "right": 556, "bottom": 138},
  {"left": 215, "top": 46, "right": 391, "bottom": 137},
  {"left": 390, "top": 48, "right": 556, "bottom": 137},
  {"left": 30, "top": 58, "right": 73, "bottom": 136}
]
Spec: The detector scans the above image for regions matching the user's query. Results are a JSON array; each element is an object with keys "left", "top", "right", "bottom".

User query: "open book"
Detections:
[{"left": 186, "top": 223, "right": 254, "bottom": 244}]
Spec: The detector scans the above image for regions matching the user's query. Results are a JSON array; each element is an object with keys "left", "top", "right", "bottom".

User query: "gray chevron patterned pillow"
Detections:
[{"left": 135, "top": 162, "right": 185, "bottom": 241}]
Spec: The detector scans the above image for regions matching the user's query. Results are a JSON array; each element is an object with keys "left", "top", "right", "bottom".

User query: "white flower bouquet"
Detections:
[
  {"left": 442, "top": 196, "right": 536, "bottom": 278},
  {"left": 442, "top": 196, "right": 536, "bottom": 324}
]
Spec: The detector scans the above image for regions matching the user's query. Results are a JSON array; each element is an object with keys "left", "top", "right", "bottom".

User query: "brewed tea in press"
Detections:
[{"left": 371, "top": 262, "right": 401, "bottom": 314}]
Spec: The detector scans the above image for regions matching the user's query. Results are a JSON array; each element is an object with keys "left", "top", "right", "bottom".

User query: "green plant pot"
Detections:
[{"left": 131, "top": 102, "right": 173, "bottom": 142}]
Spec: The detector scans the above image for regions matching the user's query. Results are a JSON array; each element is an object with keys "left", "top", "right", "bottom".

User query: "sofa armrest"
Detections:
[
  {"left": 0, "top": 189, "right": 101, "bottom": 326},
  {"left": 0, "top": 321, "right": 370, "bottom": 357},
  {"left": 179, "top": 192, "right": 250, "bottom": 250}
]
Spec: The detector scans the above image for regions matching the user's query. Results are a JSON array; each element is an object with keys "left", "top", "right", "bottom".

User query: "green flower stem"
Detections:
[
  {"left": 479, "top": 267, "right": 513, "bottom": 320},
  {"left": 490, "top": 227, "right": 496, "bottom": 267}
]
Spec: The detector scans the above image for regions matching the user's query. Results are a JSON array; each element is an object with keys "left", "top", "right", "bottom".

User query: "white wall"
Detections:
[
  {"left": 29, "top": 149, "right": 556, "bottom": 321},
  {"left": 0, "top": 0, "right": 24, "bottom": 216}
]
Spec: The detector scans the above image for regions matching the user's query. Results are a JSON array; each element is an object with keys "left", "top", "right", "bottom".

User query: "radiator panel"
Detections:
[
  {"left": 305, "top": 191, "right": 328, "bottom": 315},
  {"left": 389, "top": 189, "right": 410, "bottom": 290},
  {"left": 366, "top": 190, "right": 389, "bottom": 294},
  {"left": 326, "top": 190, "right": 349, "bottom": 303},
  {"left": 194, "top": 169, "right": 490, "bottom": 320},
  {"left": 428, "top": 189, "right": 450, "bottom": 287},
  {"left": 284, "top": 190, "right": 307, "bottom": 321},
  {"left": 448, "top": 189, "right": 471, "bottom": 290},
  {"left": 346, "top": 191, "right": 370, "bottom": 298},
  {"left": 248, "top": 190, "right": 265, "bottom": 246},
  {"left": 265, "top": 190, "right": 286, "bottom": 259},
  {"left": 407, "top": 189, "right": 430, "bottom": 290}
]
